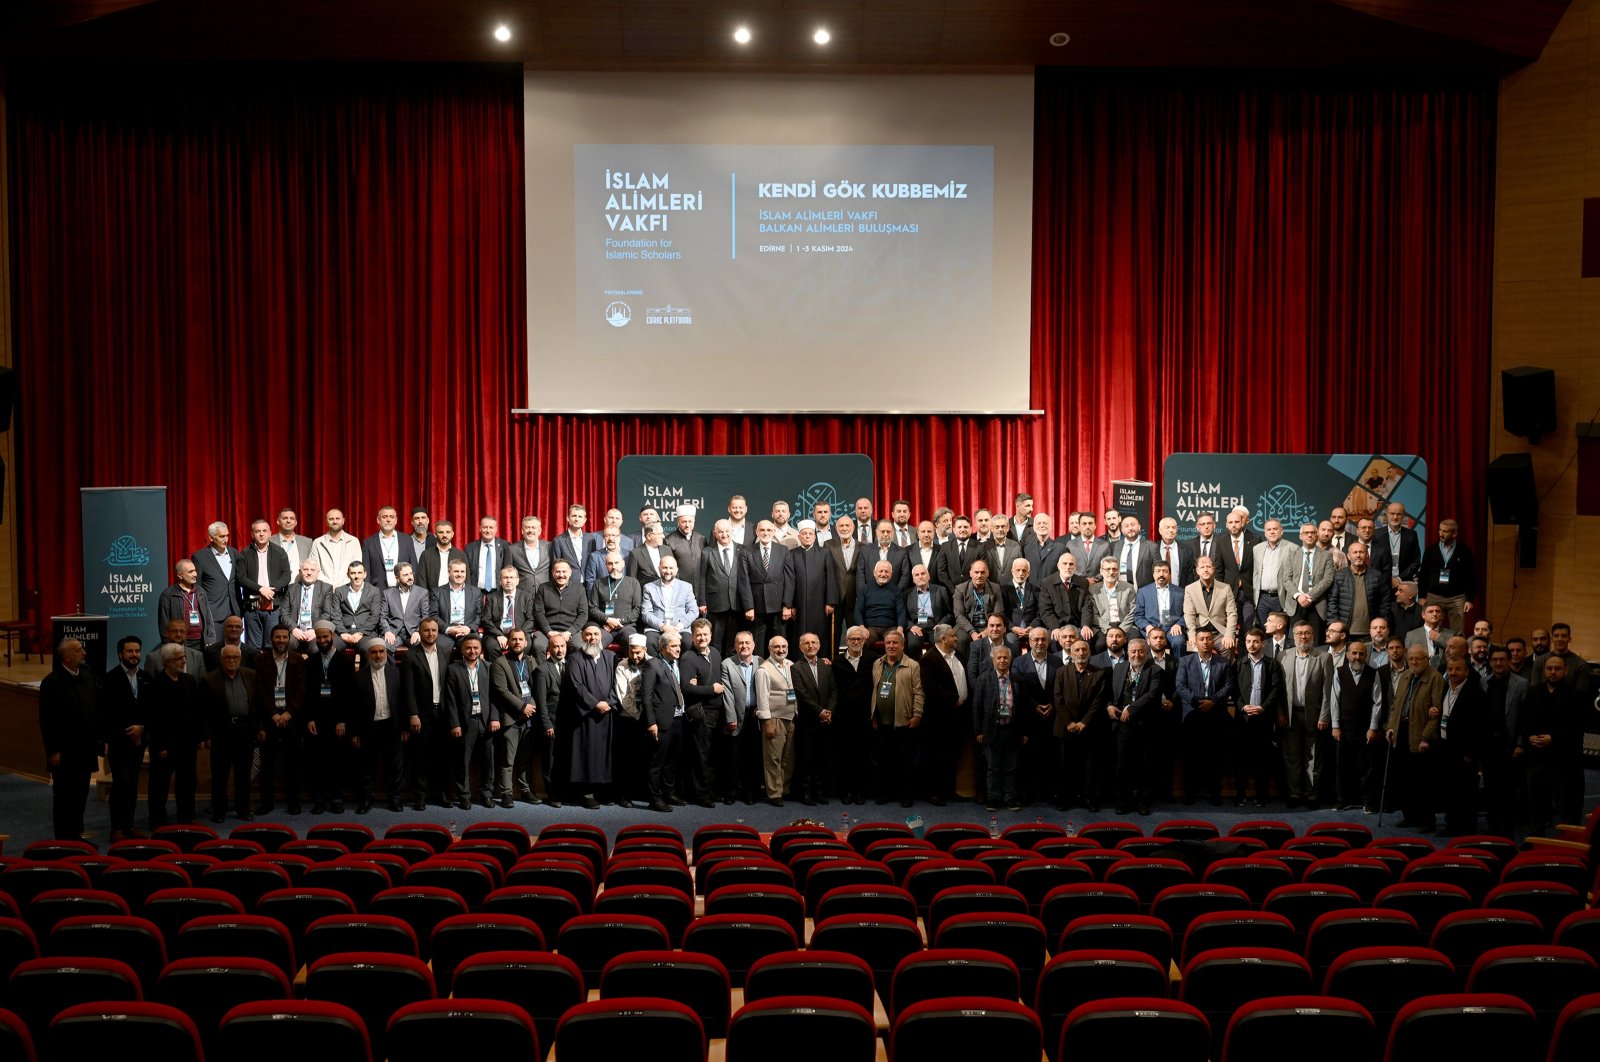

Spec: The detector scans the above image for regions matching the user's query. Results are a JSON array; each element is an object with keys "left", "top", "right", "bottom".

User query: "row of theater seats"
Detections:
[{"left": 0, "top": 814, "right": 1594, "bottom": 1062}]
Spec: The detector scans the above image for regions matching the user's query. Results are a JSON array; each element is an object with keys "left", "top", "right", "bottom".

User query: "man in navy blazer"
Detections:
[
  {"left": 193, "top": 521, "right": 243, "bottom": 628},
  {"left": 361, "top": 505, "right": 417, "bottom": 591},
  {"left": 743, "top": 521, "right": 793, "bottom": 653},
  {"left": 1176, "top": 624, "right": 1236, "bottom": 805},
  {"left": 1133, "top": 561, "right": 1187, "bottom": 656},
  {"left": 1372, "top": 502, "right": 1423, "bottom": 585},
  {"left": 350, "top": 640, "right": 409, "bottom": 812},
  {"left": 1108, "top": 638, "right": 1165, "bottom": 814},
  {"left": 465, "top": 517, "right": 513, "bottom": 594}
]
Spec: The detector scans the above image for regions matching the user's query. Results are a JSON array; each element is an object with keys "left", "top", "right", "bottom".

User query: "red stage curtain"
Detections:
[{"left": 8, "top": 65, "right": 1493, "bottom": 632}]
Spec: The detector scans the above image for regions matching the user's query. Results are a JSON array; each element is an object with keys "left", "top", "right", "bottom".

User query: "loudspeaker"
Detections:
[
  {"left": 1487, "top": 453, "right": 1537, "bottom": 525},
  {"left": 1502, "top": 366, "right": 1556, "bottom": 442}
]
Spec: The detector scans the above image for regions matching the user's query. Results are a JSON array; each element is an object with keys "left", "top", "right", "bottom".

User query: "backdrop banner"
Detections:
[
  {"left": 1111, "top": 479, "right": 1154, "bottom": 533},
  {"left": 1162, "top": 454, "right": 1428, "bottom": 540},
  {"left": 617, "top": 455, "right": 875, "bottom": 533},
  {"left": 81, "top": 486, "right": 169, "bottom": 656}
]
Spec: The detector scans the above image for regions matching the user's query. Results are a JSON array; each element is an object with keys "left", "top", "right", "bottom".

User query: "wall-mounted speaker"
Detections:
[
  {"left": 1486, "top": 453, "right": 1537, "bottom": 526},
  {"left": 1502, "top": 366, "right": 1555, "bottom": 442}
]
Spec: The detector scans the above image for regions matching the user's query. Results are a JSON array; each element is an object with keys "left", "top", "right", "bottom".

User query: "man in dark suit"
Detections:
[
  {"left": 678, "top": 619, "right": 724, "bottom": 809},
  {"left": 402, "top": 617, "right": 450, "bottom": 809},
  {"left": 934, "top": 515, "right": 983, "bottom": 592},
  {"left": 490, "top": 627, "right": 545, "bottom": 808},
  {"left": 983, "top": 531, "right": 1025, "bottom": 593},
  {"left": 743, "top": 520, "right": 793, "bottom": 652},
  {"left": 238, "top": 519, "right": 293, "bottom": 648},
  {"left": 1020, "top": 513, "right": 1067, "bottom": 588},
  {"left": 417, "top": 521, "right": 469, "bottom": 589},
  {"left": 823, "top": 516, "right": 862, "bottom": 650},
  {"left": 971, "top": 644, "right": 1024, "bottom": 810},
  {"left": 857, "top": 520, "right": 910, "bottom": 592},
  {"left": 830, "top": 625, "right": 879, "bottom": 803},
  {"left": 642, "top": 630, "right": 689, "bottom": 812},
  {"left": 627, "top": 523, "right": 671, "bottom": 587},
  {"left": 584, "top": 507, "right": 636, "bottom": 558},
  {"left": 200, "top": 644, "right": 256, "bottom": 823},
  {"left": 1040, "top": 553, "right": 1091, "bottom": 640},
  {"left": 1109, "top": 637, "right": 1165, "bottom": 815},
  {"left": 1012, "top": 627, "right": 1062, "bottom": 806},
  {"left": 903, "top": 562, "right": 954, "bottom": 659},
  {"left": 1281, "top": 618, "right": 1334, "bottom": 808},
  {"left": 550, "top": 503, "right": 593, "bottom": 579},
  {"left": 588, "top": 550, "right": 644, "bottom": 649},
  {"left": 443, "top": 633, "right": 497, "bottom": 810},
  {"left": 1065, "top": 513, "right": 1110, "bottom": 586},
  {"left": 1328, "top": 637, "right": 1385, "bottom": 812},
  {"left": 1221, "top": 509, "right": 1258, "bottom": 631},
  {"left": 465, "top": 516, "right": 513, "bottom": 595},
  {"left": 582, "top": 528, "right": 628, "bottom": 587},
  {"left": 360, "top": 505, "right": 412, "bottom": 593},
  {"left": 791, "top": 631, "right": 837, "bottom": 805},
  {"left": 350, "top": 640, "right": 407, "bottom": 813},
  {"left": 203, "top": 615, "right": 248, "bottom": 673},
  {"left": 1052, "top": 636, "right": 1109, "bottom": 810},
  {"left": 701, "top": 519, "right": 752, "bottom": 655},
  {"left": 158, "top": 559, "right": 214, "bottom": 650},
  {"left": 1435, "top": 655, "right": 1488, "bottom": 835},
  {"left": 302, "top": 622, "right": 354, "bottom": 813},
  {"left": 253, "top": 624, "right": 306, "bottom": 815},
  {"left": 905, "top": 521, "right": 941, "bottom": 585},
  {"left": 280, "top": 560, "right": 333, "bottom": 654},
  {"left": 1376, "top": 502, "right": 1424, "bottom": 586},
  {"left": 508, "top": 515, "right": 551, "bottom": 589},
  {"left": 1001, "top": 557, "right": 1041, "bottom": 648},
  {"left": 787, "top": 523, "right": 838, "bottom": 653},
  {"left": 193, "top": 521, "right": 243, "bottom": 631},
  {"left": 429, "top": 558, "right": 483, "bottom": 655},
  {"left": 326, "top": 561, "right": 383, "bottom": 650},
  {"left": 102, "top": 635, "right": 150, "bottom": 840},
  {"left": 1233, "top": 627, "right": 1286, "bottom": 806},
  {"left": 1182, "top": 511, "right": 1228, "bottom": 587},
  {"left": 39, "top": 638, "right": 99, "bottom": 839},
  {"left": 479, "top": 564, "right": 536, "bottom": 660},
  {"left": 1176, "top": 625, "right": 1236, "bottom": 806},
  {"left": 1134, "top": 560, "right": 1187, "bottom": 657},
  {"left": 1107, "top": 516, "right": 1159, "bottom": 592},
  {"left": 920, "top": 625, "right": 969, "bottom": 806}
]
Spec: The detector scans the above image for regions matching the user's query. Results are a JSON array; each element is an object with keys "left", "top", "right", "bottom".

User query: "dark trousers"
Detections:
[
  {"left": 1060, "top": 727, "right": 1098, "bottom": 807},
  {"left": 1480, "top": 750, "right": 1517, "bottom": 838},
  {"left": 1182, "top": 708, "right": 1230, "bottom": 800},
  {"left": 1439, "top": 745, "right": 1479, "bottom": 835},
  {"left": 258, "top": 723, "right": 303, "bottom": 809},
  {"left": 410, "top": 714, "right": 450, "bottom": 804},
  {"left": 1233, "top": 712, "right": 1276, "bottom": 801},
  {"left": 457, "top": 714, "right": 492, "bottom": 802},
  {"left": 922, "top": 718, "right": 960, "bottom": 801},
  {"left": 835, "top": 719, "right": 873, "bottom": 801},
  {"left": 708, "top": 610, "right": 741, "bottom": 657},
  {"left": 648, "top": 716, "right": 683, "bottom": 802},
  {"left": 504, "top": 723, "right": 555, "bottom": 799},
  {"left": 1393, "top": 739, "right": 1436, "bottom": 829},
  {"left": 795, "top": 717, "right": 830, "bottom": 800},
  {"left": 107, "top": 742, "right": 144, "bottom": 833},
  {"left": 1336, "top": 725, "right": 1369, "bottom": 808},
  {"left": 244, "top": 609, "right": 278, "bottom": 650},
  {"left": 312, "top": 727, "right": 349, "bottom": 807},
  {"left": 872, "top": 723, "right": 915, "bottom": 802},
  {"left": 210, "top": 727, "right": 255, "bottom": 816},
  {"left": 1114, "top": 722, "right": 1151, "bottom": 809},
  {"left": 359, "top": 718, "right": 405, "bottom": 805},
  {"left": 984, "top": 725, "right": 1020, "bottom": 804},
  {"left": 50, "top": 760, "right": 93, "bottom": 840},
  {"left": 148, "top": 746, "right": 198, "bottom": 827},
  {"left": 749, "top": 613, "right": 783, "bottom": 655},
  {"left": 681, "top": 714, "right": 714, "bottom": 803},
  {"left": 1523, "top": 753, "right": 1557, "bottom": 835}
]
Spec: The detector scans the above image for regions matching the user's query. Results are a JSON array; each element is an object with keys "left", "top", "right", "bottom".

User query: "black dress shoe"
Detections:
[
  {"left": 211, "top": 814, "right": 226, "bottom": 824},
  {"left": 667, "top": 797, "right": 687, "bottom": 807},
  {"left": 388, "top": 802, "right": 404, "bottom": 813},
  {"left": 330, "top": 803, "right": 345, "bottom": 814},
  {"left": 457, "top": 800, "right": 472, "bottom": 811},
  {"left": 929, "top": 797, "right": 946, "bottom": 807},
  {"left": 582, "top": 796, "right": 602, "bottom": 810},
  {"left": 310, "top": 803, "right": 326, "bottom": 815},
  {"left": 768, "top": 798, "right": 783, "bottom": 808},
  {"left": 256, "top": 804, "right": 275, "bottom": 815},
  {"left": 614, "top": 798, "right": 631, "bottom": 809},
  {"left": 800, "top": 798, "right": 817, "bottom": 807},
  {"left": 355, "top": 803, "right": 372, "bottom": 814},
  {"left": 497, "top": 799, "right": 515, "bottom": 809},
  {"left": 476, "top": 798, "right": 493, "bottom": 808},
  {"left": 519, "top": 794, "right": 541, "bottom": 805},
  {"left": 1138, "top": 805, "right": 1151, "bottom": 816},
  {"left": 695, "top": 799, "right": 716, "bottom": 809},
  {"left": 546, "top": 799, "right": 563, "bottom": 808},
  {"left": 411, "top": 802, "right": 426, "bottom": 812},
  {"left": 287, "top": 804, "right": 302, "bottom": 815},
  {"left": 901, "top": 799, "right": 913, "bottom": 808},
  {"left": 648, "top": 800, "right": 672, "bottom": 813}
]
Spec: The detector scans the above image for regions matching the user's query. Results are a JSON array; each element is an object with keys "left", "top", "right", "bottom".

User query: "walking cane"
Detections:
[{"left": 1376, "top": 732, "right": 1394, "bottom": 829}]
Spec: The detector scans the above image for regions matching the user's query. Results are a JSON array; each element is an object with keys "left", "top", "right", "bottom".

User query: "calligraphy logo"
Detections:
[
  {"left": 794, "top": 481, "right": 844, "bottom": 520},
  {"left": 605, "top": 301, "right": 632, "bottom": 328},
  {"left": 105, "top": 535, "right": 151, "bottom": 567},
  {"left": 1257, "top": 485, "right": 1319, "bottom": 532}
]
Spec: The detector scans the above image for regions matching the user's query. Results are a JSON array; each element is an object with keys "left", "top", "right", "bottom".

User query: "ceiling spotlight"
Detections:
[
  {"left": 493, "top": 24, "right": 512, "bottom": 43},
  {"left": 813, "top": 27, "right": 830, "bottom": 45},
  {"left": 1048, "top": 31, "right": 1070, "bottom": 47},
  {"left": 733, "top": 26, "right": 752, "bottom": 45}
]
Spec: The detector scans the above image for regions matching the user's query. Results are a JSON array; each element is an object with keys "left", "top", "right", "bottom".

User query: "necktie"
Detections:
[
  {"left": 480, "top": 545, "right": 495, "bottom": 591},
  {"left": 1121, "top": 542, "right": 1132, "bottom": 578},
  {"left": 1163, "top": 543, "right": 1171, "bottom": 568},
  {"left": 957, "top": 541, "right": 966, "bottom": 561},
  {"left": 1234, "top": 537, "right": 1243, "bottom": 565},
  {"left": 722, "top": 547, "right": 732, "bottom": 573},
  {"left": 762, "top": 546, "right": 771, "bottom": 571}
]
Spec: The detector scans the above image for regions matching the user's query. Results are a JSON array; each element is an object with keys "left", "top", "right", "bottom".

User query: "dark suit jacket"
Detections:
[
  {"left": 700, "top": 544, "right": 752, "bottom": 613},
  {"left": 1011, "top": 651, "right": 1061, "bottom": 736},
  {"left": 508, "top": 539, "right": 551, "bottom": 588},
  {"left": 490, "top": 652, "right": 542, "bottom": 729},
  {"left": 429, "top": 584, "right": 484, "bottom": 634},
  {"left": 824, "top": 539, "right": 862, "bottom": 634},
  {"left": 1372, "top": 526, "right": 1422, "bottom": 581},
  {"left": 680, "top": 647, "right": 724, "bottom": 725},
  {"left": 642, "top": 655, "right": 687, "bottom": 729},
  {"left": 325, "top": 582, "right": 383, "bottom": 638},
  {"left": 626, "top": 544, "right": 669, "bottom": 586},
  {"left": 550, "top": 531, "right": 592, "bottom": 579},
  {"left": 192, "top": 546, "right": 243, "bottom": 623},
  {"left": 1233, "top": 653, "right": 1287, "bottom": 716},
  {"left": 236, "top": 542, "right": 293, "bottom": 608},
  {"left": 1022, "top": 536, "right": 1069, "bottom": 587},
  {"left": 402, "top": 645, "right": 447, "bottom": 725},
  {"left": 791, "top": 655, "right": 836, "bottom": 723},
  {"left": 934, "top": 537, "right": 985, "bottom": 592},
  {"left": 1176, "top": 653, "right": 1235, "bottom": 718},
  {"left": 360, "top": 533, "right": 415, "bottom": 589},
  {"left": 902, "top": 584, "right": 954, "bottom": 633},
  {"left": 856, "top": 542, "right": 910, "bottom": 593},
  {"left": 349, "top": 663, "right": 407, "bottom": 735},
  {"left": 1051, "top": 663, "right": 1109, "bottom": 737},
  {"left": 418, "top": 546, "right": 469, "bottom": 591},
  {"left": 278, "top": 580, "right": 332, "bottom": 631},
  {"left": 251, "top": 649, "right": 307, "bottom": 720},
  {"left": 443, "top": 659, "right": 494, "bottom": 730},
  {"left": 466, "top": 538, "right": 515, "bottom": 589},
  {"left": 744, "top": 543, "right": 794, "bottom": 615},
  {"left": 302, "top": 649, "right": 355, "bottom": 729},
  {"left": 158, "top": 584, "right": 216, "bottom": 644},
  {"left": 982, "top": 538, "right": 1026, "bottom": 585},
  {"left": 99, "top": 664, "right": 150, "bottom": 743},
  {"left": 1108, "top": 661, "right": 1165, "bottom": 727},
  {"left": 971, "top": 670, "right": 1030, "bottom": 740},
  {"left": 1040, "top": 577, "right": 1091, "bottom": 632},
  {"left": 588, "top": 575, "right": 644, "bottom": 628},
  {"left": 480, "top": 586, "right": 537, "bottom": 641},
  {"left": 918, "top": 649, "right": 966, "bottom": 729},
  {"left": 380, "top": 585, "right": 429, "bottom": 642},
  {"left": 666, "top": 530, "right": 710, "bottom": 594},
  {"left": 1182, "top": 537, "right": 1236, "bottom": 587}
]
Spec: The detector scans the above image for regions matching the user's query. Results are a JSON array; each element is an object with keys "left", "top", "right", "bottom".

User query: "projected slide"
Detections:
[
  {"left": 576, "top": 143, "right": 993, "bottom": 362},
  {"left": 523, "top": 73, "right": 1034, "bottom": 414}
]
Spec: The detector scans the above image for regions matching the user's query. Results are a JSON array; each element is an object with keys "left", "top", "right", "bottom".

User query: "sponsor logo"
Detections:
[
  {"left": 104, "top": 535, "right": 151, "bottom": 567},
  {"left": 605, "top": 301, "right": 632, "bottom": 327}
]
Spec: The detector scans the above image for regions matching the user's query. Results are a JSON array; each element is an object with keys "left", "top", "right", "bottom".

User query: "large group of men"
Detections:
[{"left": 37, "top": 492, "right": 1595, "bottom": 841}]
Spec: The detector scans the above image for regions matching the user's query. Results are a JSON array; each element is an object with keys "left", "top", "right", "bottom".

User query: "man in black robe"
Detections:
[{"left": 561, "top": 622, "right": 618, "bottom": 808}]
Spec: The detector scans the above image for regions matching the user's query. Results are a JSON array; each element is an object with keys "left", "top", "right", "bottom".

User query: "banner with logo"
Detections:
[
  {"left": 1111, "top": 479, "right": 1154, "bottom": 532},
  {"left": 1161, "top": 454, "right": 1428, "bottom": 540},
  {"left": 616, "top": 455, "right": 874, "bottom": 533},
  {"left": 81, "top": 486, "right": 169, "bottom": 656}
]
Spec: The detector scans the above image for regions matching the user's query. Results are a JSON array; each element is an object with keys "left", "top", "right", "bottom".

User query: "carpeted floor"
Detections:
[{"left": 4, "top": 767, "right": 1596, "bottom": 851}]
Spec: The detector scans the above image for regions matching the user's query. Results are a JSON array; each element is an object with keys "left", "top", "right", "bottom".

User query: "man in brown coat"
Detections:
[{"left": 1384, "top": 643, "right": 1445, "bottom": 832}]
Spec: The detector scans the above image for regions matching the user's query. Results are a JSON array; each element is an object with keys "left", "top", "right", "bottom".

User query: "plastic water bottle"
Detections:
[
  {"left": 989, "top": 816, "right": 999, "bottom": 838},
  {"left": 448, "top": 819, "right": 459, "bottom": 841},
  {"left": 1065, "top": 820, "right": 1076, "bottom": 837}
]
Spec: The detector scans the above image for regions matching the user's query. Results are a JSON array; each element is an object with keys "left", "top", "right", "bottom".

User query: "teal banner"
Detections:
[
  {"left": 82, "top": 486, "right": 169, "bottom": 655},
  {"left": 616, "top": 455, "right": 874, "bottom": 531},
  {"left": 1162, "top": 454, "right": 1428, "bottom": 540}
]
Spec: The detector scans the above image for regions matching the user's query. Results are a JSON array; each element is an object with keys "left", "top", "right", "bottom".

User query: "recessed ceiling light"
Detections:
[
  {"left": 1048, "top": 31, "right": 1070, "bottom": 47},
  {"left": 493, "top": 24, "right": 512, "bottom": 43},
  {"left": 814, "top": 27, "right": 831, "bottom": 45},
  {"left": 733, "top": 26, "right": 752, "bottom": 45}
]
